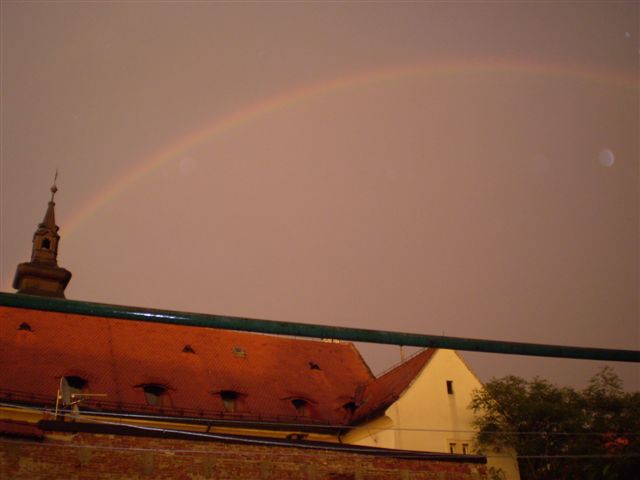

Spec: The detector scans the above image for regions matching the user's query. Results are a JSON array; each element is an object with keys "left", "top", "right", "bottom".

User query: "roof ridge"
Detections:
[{"left": 368, "top": 347, "right": 434, "bottom": 384}]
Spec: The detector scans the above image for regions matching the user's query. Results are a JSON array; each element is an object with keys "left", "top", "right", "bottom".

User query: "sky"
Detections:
[{"left": 1, "top": 1, "right": 638, "bottom": 389}]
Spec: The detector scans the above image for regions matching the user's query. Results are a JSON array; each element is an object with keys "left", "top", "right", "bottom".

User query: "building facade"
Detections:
[{"left": 344, "top": 349, "right": 520, "bottom": 479}]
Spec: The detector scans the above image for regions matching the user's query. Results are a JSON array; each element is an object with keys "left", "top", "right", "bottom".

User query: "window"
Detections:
[
  {"left": 41, "top": 238, "right": 51, "bottom": 250},
  {"left": 446, "top": 380, "right": 454, "bottom": 395},
  {"left": 462, "top": 443, "right": 469, "bottom": 455},
  {"left": 449, "top": 442, "right": 457, "bottom": 454},
  {"left": 291, "top": 398, "right": 310, "bottom": 417},
  {"left": 61, "top": 376, "right": 87, "bottom": 405},
  {"left": 220, "top": 390, "right": 238, "bottom": 412},
  {"left": 142, "top": 384, "right": 167, "bottom": 406}
]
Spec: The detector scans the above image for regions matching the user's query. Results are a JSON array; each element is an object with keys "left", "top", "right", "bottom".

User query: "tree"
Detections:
[{"left": 470, "top": 368, "right": 640, "bottom": 480}]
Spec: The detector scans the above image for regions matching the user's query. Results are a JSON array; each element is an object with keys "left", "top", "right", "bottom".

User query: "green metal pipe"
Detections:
[{"left": 1, "top": 291, "right": 638, "bottom": 363}]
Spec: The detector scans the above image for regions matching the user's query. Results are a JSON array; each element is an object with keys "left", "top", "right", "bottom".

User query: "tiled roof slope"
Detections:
[
  {"left": 0, "top": 306, "right": 375, "bottom": 425},
  {"left": 351, "top": 349, "right": 436, "bottom": 423}
]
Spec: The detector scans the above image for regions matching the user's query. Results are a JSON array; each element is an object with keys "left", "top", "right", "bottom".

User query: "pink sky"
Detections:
[{"left": 1, "top": 1, "right": 638, "bottom": 388}]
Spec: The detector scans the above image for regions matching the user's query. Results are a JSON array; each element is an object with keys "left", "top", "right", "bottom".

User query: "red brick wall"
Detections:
[{"left": 0, "top": 432, "right": 487, "bottom": 479}]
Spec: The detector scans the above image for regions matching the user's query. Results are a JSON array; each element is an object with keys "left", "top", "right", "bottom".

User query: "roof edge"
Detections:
[{"left": 2, "top": 292, "right": 638, "bottom": 362}]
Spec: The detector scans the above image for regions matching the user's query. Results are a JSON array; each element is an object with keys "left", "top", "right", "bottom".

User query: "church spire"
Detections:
[
  {"left": 41, "top": 170, "right": 58, "bottom": 231},
  {"left": 13, "top": 173, "right": 72, "bottom": 298}
]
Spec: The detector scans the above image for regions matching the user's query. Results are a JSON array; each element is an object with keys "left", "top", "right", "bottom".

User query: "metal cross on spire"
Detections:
[{"left": 50, "top": 169, "right": 58, "bottom": 202}]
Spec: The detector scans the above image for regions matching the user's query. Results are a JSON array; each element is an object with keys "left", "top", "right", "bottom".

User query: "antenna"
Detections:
[{"left": 55, "top": 376, "right": 107, "bottom": 419}]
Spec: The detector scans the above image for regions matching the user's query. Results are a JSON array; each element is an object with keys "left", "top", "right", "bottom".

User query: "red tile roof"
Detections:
[
  {"left": 0, "top": 306, "right": 375, "bottom": 426},
  {"left": 351, "top": 349, "right": 436, "bottom": 423}
]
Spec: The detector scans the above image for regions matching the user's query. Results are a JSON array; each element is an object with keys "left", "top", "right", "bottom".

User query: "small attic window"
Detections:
[
  {"left": 220, "top": 390, "right": 239, "bottom": 412},
  {"left": 291, "top": 398, "right": 310, "bottom": 417},
  {"left": 142, "top": 384, "right": 167, "bottom": 406},
  {"left": 61, "top": 376, "right": 87, "bottom": 404},
  {"left": 232, "top": 346, "right": 246, "bottom": 358},
  {"left": 308, "top": 361, "right": 320, "bottom": 370},
  {"left": 17, "top": 322, "right": 32, "bottom": 332},
  {"left": 446, "top": 380, "right": 454, "bottom": 395},
  {"left": 182, "top": 345, "right": 195, "bottom": 354},
  {"left": 41, "top": 238, "right": 51, "bottom": 250}
]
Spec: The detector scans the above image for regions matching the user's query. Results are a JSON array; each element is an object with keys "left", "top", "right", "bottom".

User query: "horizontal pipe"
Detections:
[{"left": 1, "top": 291, "right": 638, "bottom": 363}]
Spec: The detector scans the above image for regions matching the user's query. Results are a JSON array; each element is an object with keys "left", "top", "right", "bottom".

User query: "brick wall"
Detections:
[{"left": 1, "top": 431, "right": 487, "bottom": 480}]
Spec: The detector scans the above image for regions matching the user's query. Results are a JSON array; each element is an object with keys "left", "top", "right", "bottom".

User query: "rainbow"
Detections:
[
  {"left": 2, "top": 59, "right": 636, "bottom": 290},
  {"left": 59, "top": 58, "right": 636, "bottom": 239}
]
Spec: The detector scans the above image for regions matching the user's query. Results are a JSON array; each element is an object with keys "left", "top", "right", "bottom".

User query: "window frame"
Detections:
[{"left": 446, "top": 380, "right": 454, "bottom": 395}]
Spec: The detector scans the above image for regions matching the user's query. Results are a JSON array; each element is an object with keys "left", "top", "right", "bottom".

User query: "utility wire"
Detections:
[
  {"left": 2, "top": 402, "right": 637, "bottom": 437},
  {"left": 4, "top": 407, "right": 639, "bottom": 461}
]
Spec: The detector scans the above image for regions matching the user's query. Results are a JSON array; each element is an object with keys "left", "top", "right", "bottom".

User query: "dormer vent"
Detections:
[
  {"left": 308, "top": 361, "right": 320, "bottom": 370},
  {"left": 182, "top": 345, "right": 195, "bottom": 354},
  {"left": 17, "top": 322, "right": 33, "bottom": 332},
  {"left": 232, "top": 346, "right": 246, "bottom": 358}
]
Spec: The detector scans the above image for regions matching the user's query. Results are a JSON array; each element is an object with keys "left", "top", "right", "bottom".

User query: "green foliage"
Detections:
[
  {"left": 486, "top": 466, "right": 507, "bottom": 480},
  {"left": 471, "top": 367, "right": 640, "bottom": 480}
]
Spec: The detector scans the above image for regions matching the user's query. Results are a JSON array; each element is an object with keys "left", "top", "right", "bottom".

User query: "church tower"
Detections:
[{"left": 13, "top": 175, "right": 72, "bottom": 298}]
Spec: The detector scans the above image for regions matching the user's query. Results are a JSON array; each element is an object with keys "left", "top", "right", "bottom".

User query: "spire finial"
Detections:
[{"left": 50, "top": 169, "right": 58, "bottom": 202}]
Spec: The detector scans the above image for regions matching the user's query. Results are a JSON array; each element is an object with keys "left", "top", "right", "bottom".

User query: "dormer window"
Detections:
[
  {"left": 61, "top": 376, "right": 87, "bottom": 405},
  {"left": 142, "top": 384, "right": 167, "bottom": 407},
  {"left": 219, "top": 390, "right": 239, "bottom": 412},
  {"left": 291, "top": 398, "right": 310, "bottom": 417},
  {"left": 343, "top": 401, "right": 357, "bottom": 416}
]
